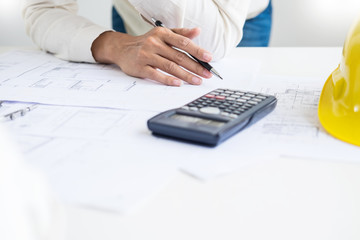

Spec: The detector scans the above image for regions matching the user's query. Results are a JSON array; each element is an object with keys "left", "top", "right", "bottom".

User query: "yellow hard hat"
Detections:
[{"left": 318, "top": 16, "right": 360, "bottom": 146}]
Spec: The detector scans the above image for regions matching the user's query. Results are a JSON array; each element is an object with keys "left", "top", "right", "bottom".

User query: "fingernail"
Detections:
[
  {"left": 203, "top": 52, "right": 212, "bottom": 62},
  {"left": 172, "top": 79, "right": 182, "bottom": 86},
  {"left": 203, "top": 69, "right": 212, "bottom": 78},
  {"left": 192, "top": 76, "right": 202, "bottom": 85}
]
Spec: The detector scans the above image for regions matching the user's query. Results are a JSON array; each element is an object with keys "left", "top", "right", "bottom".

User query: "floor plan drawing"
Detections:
[{"left": 246, "top": 75, "right": 360, "bottom": 161}]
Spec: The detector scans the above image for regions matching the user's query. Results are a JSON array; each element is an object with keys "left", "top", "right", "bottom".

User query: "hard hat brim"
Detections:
[{"left": 318, "top": 73, "right": 360, "bottom": 147}]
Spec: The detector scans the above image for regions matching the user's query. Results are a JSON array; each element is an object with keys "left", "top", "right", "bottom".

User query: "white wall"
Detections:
[
  {"left": 0, "top": 0, "right": 112, "bottom": 46},
  {"left": 270, "top": 0, "right": 360, "bottom": 46},
  {"left": 0, "top": 0, "right": 360, "bottom": 47},
  {"left": 0, "top": 0, "right": 32, "bottom": 46}
]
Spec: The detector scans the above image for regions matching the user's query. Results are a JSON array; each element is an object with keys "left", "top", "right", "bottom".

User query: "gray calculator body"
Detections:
[{"left": 147, "top": 88, "right": 277, "bottom": 146}]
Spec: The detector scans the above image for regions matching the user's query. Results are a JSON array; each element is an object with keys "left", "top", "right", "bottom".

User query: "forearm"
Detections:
[
  {"left": 128, "top": 0, "right": 251, "bottom": 61},
  {"left": 21, "top": 0, "right": 110, "bottom": 62}
]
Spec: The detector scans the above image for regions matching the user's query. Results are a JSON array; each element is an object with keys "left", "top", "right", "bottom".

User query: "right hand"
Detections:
[{"left": 91, "top": 27, "right": 213, "bottom": 86}]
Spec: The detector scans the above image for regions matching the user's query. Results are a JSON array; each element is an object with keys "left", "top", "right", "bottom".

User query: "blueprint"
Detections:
[
  {"left": 0, "top": 50, "right": 266, "bottom": 212},
  {"left": 244, "top": 75, "right": 360, "bottom": 162},
  {"left": 1, "top": 103, "right": 179, "bottom": 213},
  {"left": 1, "top": 102, "right": 272, "bottom": 211},
  {"left": 1, "top": 50, "right": 360, "bottom": 214},
  {"left": 0, "top": 50, "right": 259, "bottom": 112}
]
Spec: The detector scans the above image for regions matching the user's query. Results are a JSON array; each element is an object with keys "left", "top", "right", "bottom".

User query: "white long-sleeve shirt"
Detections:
[{"left": 22, "top": 0, "right": 269, "bottom": 62}]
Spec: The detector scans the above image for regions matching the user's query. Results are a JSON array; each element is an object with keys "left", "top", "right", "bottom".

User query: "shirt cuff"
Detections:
[{"left": 68, "top": 25, "right": 112, "bottom": 63}]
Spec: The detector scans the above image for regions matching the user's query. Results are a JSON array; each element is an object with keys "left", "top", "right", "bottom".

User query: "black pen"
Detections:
[{"left": 151, "top": 18, "right": 223, "bottom": 80}]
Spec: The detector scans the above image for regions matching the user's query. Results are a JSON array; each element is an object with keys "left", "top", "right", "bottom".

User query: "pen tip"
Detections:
[{"left": 211, "top": 69, "right": 223, "bottom": 80}]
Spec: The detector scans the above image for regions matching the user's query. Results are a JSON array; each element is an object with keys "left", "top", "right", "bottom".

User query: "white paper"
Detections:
[
  {"left": 0, "top": 50, "right": 260, "bottom": 112},
  {"left": 2, "top": 100, "right": 277, "bottom": 211},
  {"left": 244, "top": 75, "right": 360, "bottom": 162},
  {"left": 2, "top": 103, "right": 179, "bottom": 213}
]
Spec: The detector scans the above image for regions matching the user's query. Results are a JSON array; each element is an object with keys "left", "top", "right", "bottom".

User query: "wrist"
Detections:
[{"left": 91, "top": 31, "right": 119, "bottom": 64}]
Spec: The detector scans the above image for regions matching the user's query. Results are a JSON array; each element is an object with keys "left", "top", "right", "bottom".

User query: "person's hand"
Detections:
[{"left": 91, "top": 27, "right": 213, "bottom": 86}]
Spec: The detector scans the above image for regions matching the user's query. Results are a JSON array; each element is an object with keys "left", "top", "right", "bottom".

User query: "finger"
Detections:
[
  {"left": 172, "top": 27, "right": 201, "bottom": 40},
  {"left": 162, "top": 46, "right": 212, "bottom": 79},
  {"left": 146, "top": 37, "right": 212, "bottom": 79},
  {"left": 149, "top": 54, "right": 203, "bottom": 85},
  {"left": 163, "top": 29, "right": 213, "bottom": 63},
  {"left": 139, "top": 66, "right": 183, "bottom": 87}
]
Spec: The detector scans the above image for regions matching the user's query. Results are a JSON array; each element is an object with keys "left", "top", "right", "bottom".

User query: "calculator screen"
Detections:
[{"left": 171, "top": 114, "right": 225, "bottom": 128}]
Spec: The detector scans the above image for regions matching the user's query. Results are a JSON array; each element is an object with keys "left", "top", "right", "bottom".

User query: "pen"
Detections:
[{"left": 151, "top": 18, "right": 223, "bottom": 80}]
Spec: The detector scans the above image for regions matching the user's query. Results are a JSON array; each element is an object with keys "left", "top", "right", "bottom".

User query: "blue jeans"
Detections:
[
  {"left": 238, "top": 1, "right": 272, "bottom": 47},
  {"left": 112, "top": 7, "right": 127, "bottom": 33},
  {"left": 112, "top": 1, "right": 272, "bottom": 47}
]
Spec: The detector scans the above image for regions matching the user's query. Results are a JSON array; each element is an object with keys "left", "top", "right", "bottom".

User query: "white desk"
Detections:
[{"left": 2, "top": 47, "right": 360, "bottom": 240}]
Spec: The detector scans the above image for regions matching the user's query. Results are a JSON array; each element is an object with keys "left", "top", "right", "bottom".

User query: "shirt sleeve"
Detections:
[
  {"left": 21, "top": 0, "right": 111, "bottom": 63},
  {"left": 127, "top": 0, "right": 252, "bottom": 61}
]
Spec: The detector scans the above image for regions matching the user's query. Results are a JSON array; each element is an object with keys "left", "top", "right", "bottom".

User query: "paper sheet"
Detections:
[
  {"left": 3, "top": 50, "right": 359, "bottom": 213},
  {"left": 2, "top": 102, "right": 274, "bottom": 211},
  {"left": 243, "top": 75, "right": 360, "bottom": 162},
  {"left": 0, "top": 50, "right": 260, "bottom": 112},
  {"left": 1, "top": 103, "right": 179, "bottom": 213},
  {"left": 0, "top": 51, "right": 261, "bottom": 212}
]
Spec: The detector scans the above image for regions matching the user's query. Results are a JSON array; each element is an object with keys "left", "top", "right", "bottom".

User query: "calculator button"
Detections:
[
  {"left": 241, "top": 96, "right": 251, "bottom": 100},
  {"left": 229, "top": 114, "right": 238, "bottom": 119},
  {"left": 215, "top": 95, "right": 226, "bottom": 100},
  {"left": 226, "top": 97, "right": 236, "bottom": 101},
  {"left": 205, "top": 94, "right": 215, "bottom": 98},
  {"left": 181, "top": 106, "right": 190, "bottom": 110},
  {"left": 253, "top": 98, "right": 263, "bottom": 102},
  {"left": 200, "top": 107, "right": 221, "bottom": 115},
  {"left": 244, "top": 103, "right": 252, "bottom": 108},
  {"left": 236, "top": 99, "right": 246, "bottom": 103},
  {"left": 256, "top": 95, "right": 267, "bottom": 99},
  {"left": 245, "top": 93, "right": 256, "bottom": 97},
  {"left": 221, "top": 112, "right": 230, "bottom": 117},
  {"left": 233, "top": 110, "right": 241, "bottom": 115},
  {"left": 189, "top": 107, "right": 199, "bottom": 111},
  {"left": 248, "top": 100, "right": 258, "bottom": 105}
]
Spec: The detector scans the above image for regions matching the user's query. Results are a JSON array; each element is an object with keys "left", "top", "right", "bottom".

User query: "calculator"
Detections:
[{"left": 147, "top": 88, "right": 277, "bottom": 146}]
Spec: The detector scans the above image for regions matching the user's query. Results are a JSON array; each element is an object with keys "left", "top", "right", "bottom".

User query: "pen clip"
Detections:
[
  {"left": 151, "top": 17, "right": 157, "bottom": 26},
  {"left": 151, "top": 17, "right": 165, "bottom": 28}
]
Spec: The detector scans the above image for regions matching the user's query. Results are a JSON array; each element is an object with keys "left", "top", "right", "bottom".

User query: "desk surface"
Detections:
[{"left": 2, "top": 47, "right": 360, "bottom": 240}]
